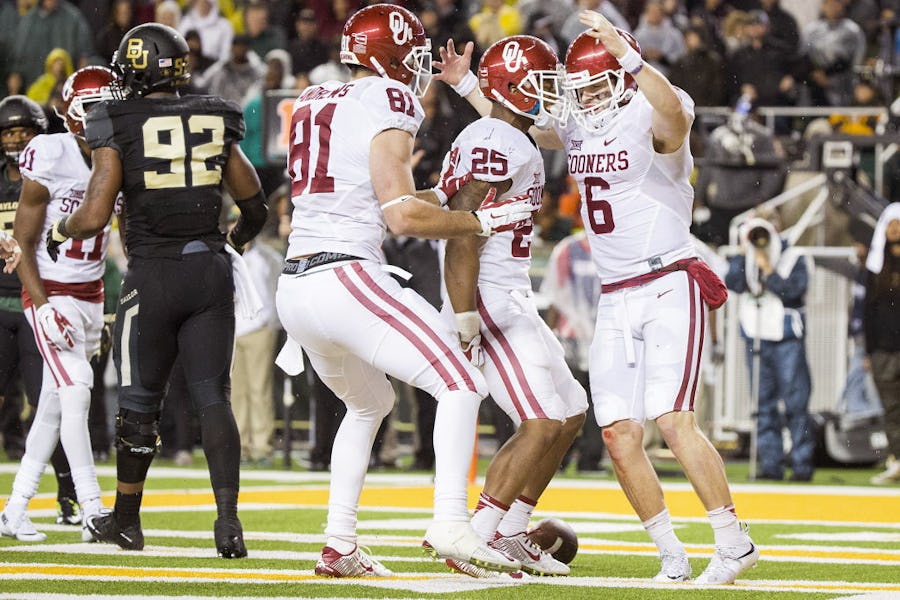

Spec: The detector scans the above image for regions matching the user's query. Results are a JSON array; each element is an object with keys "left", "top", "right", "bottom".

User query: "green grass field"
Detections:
[{"left": 1, "top": 454, "right": 898, "bottom": 600}]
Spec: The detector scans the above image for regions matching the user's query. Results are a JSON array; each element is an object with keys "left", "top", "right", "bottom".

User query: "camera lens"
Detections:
[{"left": 748, "top": 226, "right": 770, "bottom": 248}]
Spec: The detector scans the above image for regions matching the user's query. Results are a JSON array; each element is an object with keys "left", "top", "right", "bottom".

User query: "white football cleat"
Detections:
[
  {"left": 423, "top": 521, "right": 521, "bottom": 573},
  {"left": 490, "top": 532, "right": 570, "bottom": 576},
  {"left": 870, "top": 456, "right": 900, "bottom": 485},
  {"left": 314, "top": 545, "right": 393, "bottom": 578},
  {"left": 445, "top": 558, "right": 529, "bottom": 579},
  {"left": 0, "top": 510, "right": 47, "bottom": 542},
  {"left": 694, "top": 524, "right": 758, "bottom": 585},
  {"left": 651, "top": 550, "right": 691, "bottom": 582}
]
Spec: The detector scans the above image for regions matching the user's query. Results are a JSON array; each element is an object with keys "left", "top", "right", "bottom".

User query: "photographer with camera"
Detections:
[
  {"left": 693, "top": 94, "right": 786, "bottom": 248},
  {"left": 724, "top": 211, "right": 815, "bottom": 482}
]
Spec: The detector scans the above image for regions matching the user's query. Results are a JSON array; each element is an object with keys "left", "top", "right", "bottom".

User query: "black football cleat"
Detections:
[
  {"left": 56, "top": 496, "right": 82, "bottom": 525},
  {"left": 86, "top": 511, "right": 144, "bottom": 550},
  {"left": 214, "top": 517, "right": 247, "bottom": 558}
]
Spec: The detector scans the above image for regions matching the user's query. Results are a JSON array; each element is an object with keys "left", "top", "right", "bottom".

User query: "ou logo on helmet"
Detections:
[
  {"left": 502, "top": 41, "right": 525, "bottom": 73},
  {"left": 389, "top": 11, "right": 412, "bottom": 45}
]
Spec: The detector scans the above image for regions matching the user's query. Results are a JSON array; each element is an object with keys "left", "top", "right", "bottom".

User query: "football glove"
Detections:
[
  {"left": 225, "top": 230, "right": 244, "bottom": 255},
  {"left": 46, "top": 218, "right": 70, "bottom": 263},
  {"left": 455, "top": 311, "right": 483, "bottom": 367},
  {"left": 472, "top": 189, "right": 535, "bottom": 237},
  {"left": 36, "top": 303, "right": 75, "bottom": 351},
  {"left": 432, "top": 148, "right": 471, "bottom": 206}
]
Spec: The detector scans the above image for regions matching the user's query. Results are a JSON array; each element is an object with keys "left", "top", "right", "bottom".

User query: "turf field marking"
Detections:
[
  {"left": 2, "top": 563, "right": 900, "bottom": 595},
  {"left": 4, "top": 534, "right": 899, "bottom": 566}
]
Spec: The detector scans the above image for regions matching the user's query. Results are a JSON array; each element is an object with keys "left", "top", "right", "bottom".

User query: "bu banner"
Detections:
[{"left": 262, "top": 89, "right": 300, "bottom": 165}]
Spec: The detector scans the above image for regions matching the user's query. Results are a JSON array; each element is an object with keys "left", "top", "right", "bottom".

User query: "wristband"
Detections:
[
  {"left": 50, "top": 217, "right": 70, "bottom": 243},
  {"left": 451, "top": 71, "right": 478, "bottom": 97},
  {"left": 618, "top": 46, "right": 643, "bottom": 75},
  {"left": 381, "top": 194, "right": 414, "bottom": 211},
  {"left": 455, "top": 310, "right": 480, "bottom": 342},
  {"left": 431, "top": 187, "right": 448, "bottom": 206}
]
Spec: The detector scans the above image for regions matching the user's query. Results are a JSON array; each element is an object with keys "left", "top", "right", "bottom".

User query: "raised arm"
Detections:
[
  {"left": 435, "top": 40, "right": 564, "bottom": 150},
  {"left": 579, "top": 10, "right": 691, "bottom": 154}
]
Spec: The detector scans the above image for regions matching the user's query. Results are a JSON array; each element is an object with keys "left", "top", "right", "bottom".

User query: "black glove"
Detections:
[{"left": 46, "top": 218, "right": 70, "bottom": 263}]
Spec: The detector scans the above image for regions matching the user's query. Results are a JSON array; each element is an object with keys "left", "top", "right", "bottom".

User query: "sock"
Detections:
[
  {"left": 4, "top": 456, "right": 48, "bottom": 519},
  {"left": 708, "top": 504, "right": 747, "bottom": 548},
  {"left": 70, "top": 465, "right": 102, "bottom": 517},
  {"left": 325, "top": 535, "right": 357, "bottom": 554},
  {"left": 323, "top": 400, "right": 388, "bottom": 542},
  {"left": 57, "top": 385, "right": 101, "bottom": 501},
  {"left": 432, "top": 390, "right": 480, "bottom": 522},
  {"left": 114, "top": 491, "right": 143, "bottom": 527},
  {"left": 497, "top": 495, "right": 536, "bottom": 537},
  {"left": 470, "top": 492, "right": 508, "bottom": 542},
  {"left": 51, "top": 444, "right": 75, "bottom": 500},
  {"left": 7, "top": 388, "right": 62, "bottom": 518},
  {"left": 642, "top": 508, "right": 684, "bottom": 555}
]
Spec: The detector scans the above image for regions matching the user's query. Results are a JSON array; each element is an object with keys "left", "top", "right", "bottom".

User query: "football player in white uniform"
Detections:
[
  {"left": 1, "top": 67, "right": 120, "bottom": 544},
  {"left": 436, "top": 11, "right": 758, "bottom": 586},
  {"left": 439, "top": 35, "right": 587, "bottom": 578},
  {"left": 275, "top": 4, "right": 531, "bottom": 577}
]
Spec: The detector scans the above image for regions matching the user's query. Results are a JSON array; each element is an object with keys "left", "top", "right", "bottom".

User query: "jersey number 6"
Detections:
[{"left": 585, "top": 175, "right": 615, "bottom": 234}]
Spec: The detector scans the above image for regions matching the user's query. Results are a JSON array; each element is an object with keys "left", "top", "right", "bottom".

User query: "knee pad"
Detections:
[{"left": 115, "top": 409, "right": 161, "bottom": 458}]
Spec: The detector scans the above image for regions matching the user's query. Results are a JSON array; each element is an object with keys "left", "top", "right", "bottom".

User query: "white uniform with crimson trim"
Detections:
[
  {"left": 439, "top": 117, "right": 588, "bottom": 425},
  {"left": 276, "top": 76, "right": 489, "bottom": 541},
  {"left": 19, "top": 132, "right": 120, "bottom": 390},
  {"left": 553, "top": 88, "right": 706, "bottom": 426}
]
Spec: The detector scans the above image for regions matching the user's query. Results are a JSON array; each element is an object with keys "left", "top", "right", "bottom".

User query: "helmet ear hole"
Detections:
[
  {"left": 478, "top": 35, "right": 565, "bottom": 125},
  {"left": 114, "top": 23, "right": 190, "bottom": 98},
  {"left": 339, "top": 5, "right": 431, "bottom": 96}
]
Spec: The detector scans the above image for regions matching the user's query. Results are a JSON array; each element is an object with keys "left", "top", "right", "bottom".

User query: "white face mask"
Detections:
[
  {"left": 564, "top": 67, "right": 633, "bottom": 134},
  {"left": 403, "top": 42, "right": 433, "bottom": 98}
]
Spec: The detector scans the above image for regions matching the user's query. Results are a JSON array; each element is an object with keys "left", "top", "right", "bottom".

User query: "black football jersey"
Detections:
[
  {"left": 0, "top": 164, "right": 23, "bottom": 297},
  {"left": 85, "top": 95, "right": 245, "bottom": 258}
]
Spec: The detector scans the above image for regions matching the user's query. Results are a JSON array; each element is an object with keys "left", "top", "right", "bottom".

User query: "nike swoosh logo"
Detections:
[
  {"left": 523, "top": 546, "right": 542, "bottom": 561},
  {"left": 604, "top": 137, "right": 617, "bottom": 146},
  {"left": 657, "top": 289, "right": 673, "bottom": 299}
]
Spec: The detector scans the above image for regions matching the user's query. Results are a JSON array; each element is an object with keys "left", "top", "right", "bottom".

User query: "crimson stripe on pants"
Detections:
[
  {"left": 28, "top": 305, "right": 72, "bottom": 387},
  {"left": 335, "top": 265, "right": 460, "bottom": 392},
  {"left": 674, "top": 278, "right": 698, "bottom": 411},
  {"left": 477, "top": 294, "right": 547, "bottom": 419},
  {"left": 480, "top": 335, "right": 528, "bottom": 422},
  {"left": 350, "top": 263, "right": 476, "bottom": 391},
  {"left": 688, "top": 290, "right": 706, "bottom": 412}
]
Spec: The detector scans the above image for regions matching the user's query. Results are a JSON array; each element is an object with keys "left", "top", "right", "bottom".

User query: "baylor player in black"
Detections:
[
  {"left": 0, "top": 96, "right": 85, "bottom": 528},
  {"left": 46, "top": 24, "right": 267, "bottom": 557}
]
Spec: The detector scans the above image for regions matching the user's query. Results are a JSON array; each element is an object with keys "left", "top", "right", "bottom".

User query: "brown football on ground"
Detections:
[{"left": 526, "top": 517, "right": 578, "bottom": 564}]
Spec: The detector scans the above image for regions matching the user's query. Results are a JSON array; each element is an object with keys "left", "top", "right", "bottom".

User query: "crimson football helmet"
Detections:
[
  {"left": 564, "top": 28, "right": 641, "bottom": 132},
  {"left": 478, "top": 35, "right": 567, "bottom": 128},
  {"left": 57, "top": 66, "right": 120, "bottom": 137},
  {"left": 340, "top": 4, "right": 432, "bottom": 97}
]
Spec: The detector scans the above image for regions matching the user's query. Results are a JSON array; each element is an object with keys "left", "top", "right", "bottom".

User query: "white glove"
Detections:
[
  {"left": 461, "top": 335, "right": 484, "bottom": 367},
  {"left": 36, "top": 303, "right": 75, "bottom": 350},
  {"left": 455, "top": 311, "right": 484, "bottom": 367},
  {"left": 473, "top": 189, "right": 535, "bottom": 237}
]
